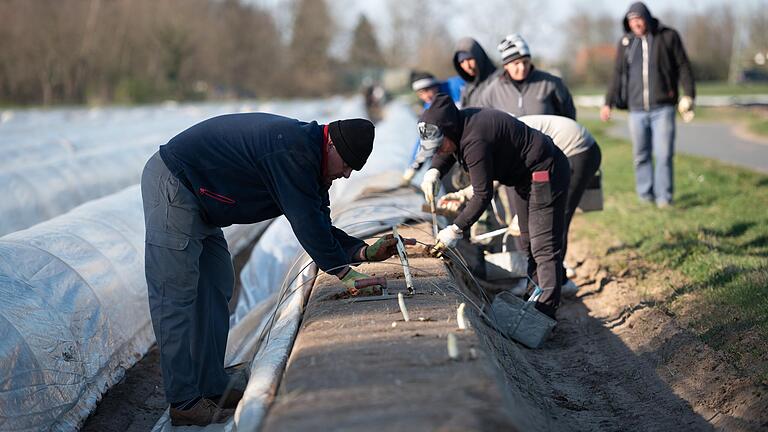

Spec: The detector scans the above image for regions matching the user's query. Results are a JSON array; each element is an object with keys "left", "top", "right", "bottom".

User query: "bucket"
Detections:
[
  {"left": 577, "top": 170, "right": 603, "bottom": 212},
  {"left": 491, "top": 291, "right": 556, "bottom": 349}
]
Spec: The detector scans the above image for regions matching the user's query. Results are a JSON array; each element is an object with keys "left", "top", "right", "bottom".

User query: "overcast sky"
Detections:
[{"left": 253, "top": 0, "right": 762, "bottom": 61}]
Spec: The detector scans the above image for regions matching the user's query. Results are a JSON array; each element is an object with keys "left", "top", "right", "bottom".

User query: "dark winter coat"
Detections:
[
  {"left": 453, "top": 38, "right": 499, "bottom": 108},
  {"left": 159, "top": 113, "right": 365, "bottom": 274},
  {"left": 423, "top": 95, "right": 564, "bottom": 231},
  {"left": 604, "top": 1, "right": 695, "bottom": 109}
]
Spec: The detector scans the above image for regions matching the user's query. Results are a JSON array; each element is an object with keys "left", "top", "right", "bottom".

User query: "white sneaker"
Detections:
[
  {"left": 561, "top": 279, "right": 579, "bottom": 298},
  {"left": 564, "top": 260, "right": 576, "bottom": 279}
]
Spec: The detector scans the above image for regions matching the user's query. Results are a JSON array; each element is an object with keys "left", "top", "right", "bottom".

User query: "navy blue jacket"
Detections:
[{"left": 159, "top": 112, "right": 365, "bottom": 274}]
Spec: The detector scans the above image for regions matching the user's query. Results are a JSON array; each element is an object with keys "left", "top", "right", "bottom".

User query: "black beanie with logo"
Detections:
[{"left": 328, "top": 118, "right": 375, "bottom": 171}]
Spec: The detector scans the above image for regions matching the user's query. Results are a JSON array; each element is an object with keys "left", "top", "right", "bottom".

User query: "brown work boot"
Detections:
[
  {"left": 215, "top": 388, "right": 244, "bottom": 409},
  {"left": 170, "top": 398, "right": 234, "bottom": 426}
]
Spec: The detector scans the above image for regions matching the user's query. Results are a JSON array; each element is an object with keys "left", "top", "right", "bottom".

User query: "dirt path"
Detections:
[
  {"left": 555, "top": 220, "right": 768, "bottom": 431},
  {"left": 445, "top": 217, "right": 767, "bottom": 431},
  {"left": 80, "top": 346, "right": 166, "bottom": 432}
]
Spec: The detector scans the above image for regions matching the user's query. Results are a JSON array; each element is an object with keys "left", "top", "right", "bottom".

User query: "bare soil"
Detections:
[
  {"left": 554, "top": 218, "right": 768, "bottom": 431},
  {"left": 80, "top": 346, "right": 166, "bottom": 432},
  {"left": 458, "top": 216, "right": 767, "bottom": 431}
]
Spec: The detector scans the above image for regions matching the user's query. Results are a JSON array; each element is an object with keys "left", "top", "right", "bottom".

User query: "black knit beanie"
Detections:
[
  {"left": 328, "top": 118, "right": 375, "bottom": 171},
  {"left": 419, "top": 93, "right": 462, "bottom": 144}
]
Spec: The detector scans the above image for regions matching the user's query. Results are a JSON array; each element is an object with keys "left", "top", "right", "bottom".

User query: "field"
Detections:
[{"left": 576, "top": 119, "right": 768, "bottom": 383}]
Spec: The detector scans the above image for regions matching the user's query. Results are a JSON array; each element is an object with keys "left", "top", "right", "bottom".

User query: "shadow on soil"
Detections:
[{"left": 447, "top": 260, "right": 716, "bottom": 431}]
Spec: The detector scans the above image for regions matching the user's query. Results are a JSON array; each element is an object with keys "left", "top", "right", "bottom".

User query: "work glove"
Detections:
[
  {"left": 340, "top": 268, "right": 380, "bottom": 296},
  {"left": 420, "top": 168, "right": 441, "bottom": 204},
  {"left": 678, "top": 96, "right": 695, "bottom": 123},
  {"left": 400, "top": 168, "right": 416, "bottom": 186},
  {"left": 435, "top": 224, "right": 463, "bottom": 249},
  {"left": 365, "top": 234, "right": 417, "bottom": 262},
  {"left": 437, "top": 185, "right": 473, "bottom": 212}
]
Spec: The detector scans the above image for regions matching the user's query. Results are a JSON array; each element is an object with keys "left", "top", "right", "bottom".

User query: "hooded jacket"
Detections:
[
  {"left": 478, "top": 66, "right": 576, "bottom": 119},
  {"left": 605, "top": 2, "right": 695, "bottom": 109},
  {"left": 409, "top": 77, "right": 465, "bottom": 170},
  {"left": 453, "top": 38, "right": 499, "bottom": 108},
  {"left": 422, "top": 94, "right": 562, "bottom": 231},
  {"left": 158, "top": 113, "right": 365, "bottom": 274}
]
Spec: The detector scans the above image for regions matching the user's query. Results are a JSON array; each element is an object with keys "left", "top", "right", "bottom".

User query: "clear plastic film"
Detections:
[
  {"left": 0, "top": 97, "right": 374, "bottom": 431},
  {"left": 0, "top": 98, "right": 370, "bottom": 237},
  {"left": 0, "top": 186, "right": 150, "bottom": 431}
]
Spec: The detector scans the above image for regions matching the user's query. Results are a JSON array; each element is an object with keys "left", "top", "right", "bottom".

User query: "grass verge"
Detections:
[{"left": 577, "top": 119, "right": 768, "bottom": 384}]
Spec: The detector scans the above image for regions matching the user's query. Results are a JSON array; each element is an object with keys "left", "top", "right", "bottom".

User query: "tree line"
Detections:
[
  {"left": 0, "top": 0, "right": 361, "bottom": 105},
  {"left": 1, "top": 0, "right": 766, "bottom": 106}
]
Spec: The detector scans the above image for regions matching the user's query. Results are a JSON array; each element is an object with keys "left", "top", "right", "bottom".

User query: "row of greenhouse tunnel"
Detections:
[{"left": 0, "top": 97, "right": 425, "bottom": 431}]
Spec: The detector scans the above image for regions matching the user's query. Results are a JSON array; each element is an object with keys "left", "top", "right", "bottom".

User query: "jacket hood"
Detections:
[
  {"left": 623, "top": 2, "right": 659, "bottom": 33},
  {"left": 452, "top": 37, "right": 497, "bottom": 84},
  {"left": 419, "top": 93, "right": 463, "bottom": 143}
]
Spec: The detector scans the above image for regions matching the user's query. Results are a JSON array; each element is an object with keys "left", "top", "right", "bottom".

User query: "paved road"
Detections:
[{"left": 604, "top": 115, "right": 768, "bottom": 174}]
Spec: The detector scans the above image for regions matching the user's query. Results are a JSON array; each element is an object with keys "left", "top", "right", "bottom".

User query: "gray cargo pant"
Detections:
[{"left": 140, "top": 151, "right": 233, "bottom": 404}]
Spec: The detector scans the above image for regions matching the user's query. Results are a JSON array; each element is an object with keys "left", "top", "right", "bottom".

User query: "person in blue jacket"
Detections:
[
  {"left": 401, "top": 70, "right": 464, "bottom": 186},
  {"left": 140, "top": 114, "right": 406, "bottom": 426}
]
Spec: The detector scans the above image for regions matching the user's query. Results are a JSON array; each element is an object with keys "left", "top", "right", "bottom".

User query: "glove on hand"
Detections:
[
  {"left": 437, "top": 185, "right": 474, "bottom": 212},
  {"left": 400, "top": 168, "right": 416, "bottom": 186},
  {"left": 340, "top": 268, "right": 378, "bottom": 296},
  {"left": 365, "top": 234, "right": 417, "bottom": 261},
  {"left": 420, "top": 168, "right": 441, "bottom": 203},
  {"left": 436, "top": 224, "right": 463, "bottom": 248},
  {"left": 678, "top": 95, "right": 695, "bottom": 123}
]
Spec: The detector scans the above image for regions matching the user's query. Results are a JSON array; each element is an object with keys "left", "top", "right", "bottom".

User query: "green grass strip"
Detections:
[{"left": 579, "top": 119, "right": 768, "bottom": 383}]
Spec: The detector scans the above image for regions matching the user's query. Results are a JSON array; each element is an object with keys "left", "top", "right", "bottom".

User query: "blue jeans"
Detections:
[{"left": 628, "top": 106, "right": 676, "bottom": 205}]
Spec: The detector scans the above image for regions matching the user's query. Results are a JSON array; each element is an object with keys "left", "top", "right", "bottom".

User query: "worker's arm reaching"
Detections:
[
  {"left": 260, "top": 150, "right": 359, "bottom": 274},
  {"left": 364, "top": 234, "right": 417, "bottom": 261}
]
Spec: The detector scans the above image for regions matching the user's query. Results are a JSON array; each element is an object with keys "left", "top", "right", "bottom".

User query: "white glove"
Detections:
[
  {"left": 678, "top": 96, "right": 695, "bottom": 123},
  {"left": 437, "top": 185, "right": 474, "bottom": 212},
  {"left": 436, "top": 224, "right": 463, "bottom": 248},
  {"left": 420, "top": 168, "right": 441, "bottom": 203},
  {"left": 401, "top": 168, "right": 416, "bottom": 186}
]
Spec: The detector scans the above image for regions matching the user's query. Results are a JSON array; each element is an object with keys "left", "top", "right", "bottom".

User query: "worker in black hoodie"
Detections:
[
  {"left": 141, "top": 114, "right": 408, "bottom": 426},
  {"left": 453, "top": 37, "right": 498, "bottom": 108},
  {"left": 419, "top": 93, "right": 570, "bottom": 320}
]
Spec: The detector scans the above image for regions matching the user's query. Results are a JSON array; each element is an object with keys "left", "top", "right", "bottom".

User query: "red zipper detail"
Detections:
[{"left": 199, "top": 187, "right": 235, "bottom": 204}]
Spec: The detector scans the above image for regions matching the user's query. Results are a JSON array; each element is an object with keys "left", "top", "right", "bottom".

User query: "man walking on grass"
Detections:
[{"left": 600, "top": 1, "right": 695, "bottom": 208}]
